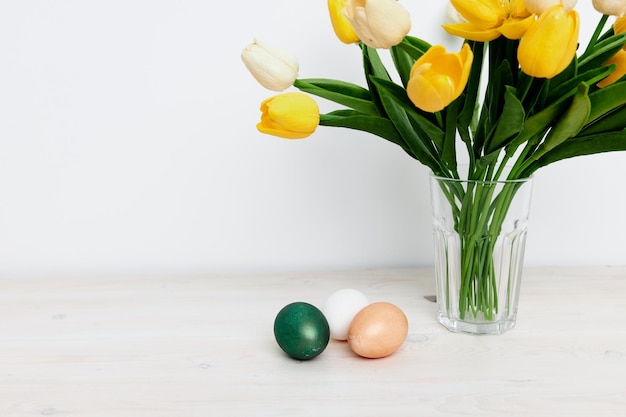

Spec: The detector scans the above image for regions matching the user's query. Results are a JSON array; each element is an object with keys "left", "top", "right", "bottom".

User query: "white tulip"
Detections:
[
  {"left": 525, "top": 0, "right": 577, "bottom": 14},
  {"left": 343, "top": 0, "right": 411, "bottom": 49},
  {"left": 592, "top": 0, "right": 626, "bottom": 16},
  {"left": 241, "top": 39, "right": 299, "bottom": 91}
]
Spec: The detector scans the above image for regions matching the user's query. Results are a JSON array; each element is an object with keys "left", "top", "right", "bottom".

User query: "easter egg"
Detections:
[
  {"left": 348, "top": 302, "right": 408, "bottom": 359},
  {"left": 273, "top": 302, "right": 330, "bottom": 360},
  {"left": 322, "top": 289, "right": 369, "bottom": 340}
]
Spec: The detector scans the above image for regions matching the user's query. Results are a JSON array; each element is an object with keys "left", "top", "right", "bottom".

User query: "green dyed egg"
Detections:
[{"left": 273, "top": 302, "right": 330, "bottom": 360}]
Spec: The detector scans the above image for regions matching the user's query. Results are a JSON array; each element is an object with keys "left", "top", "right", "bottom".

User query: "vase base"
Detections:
[{"left": 437, "top": 313, "right": 517, "bottom": 335}]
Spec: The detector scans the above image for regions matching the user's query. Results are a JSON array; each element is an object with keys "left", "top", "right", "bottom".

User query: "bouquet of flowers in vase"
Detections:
[{"left": 241, "top": 0, "right": 626, "bottom": 334}]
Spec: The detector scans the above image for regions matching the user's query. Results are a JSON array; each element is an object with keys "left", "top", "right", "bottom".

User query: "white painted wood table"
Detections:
[{"left": 1, "top": 266, "right": 626, "bottom": 416}]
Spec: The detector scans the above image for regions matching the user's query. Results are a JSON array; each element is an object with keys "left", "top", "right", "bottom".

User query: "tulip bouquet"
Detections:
[{"left": 242, "top": 0, "right": 626, "bottom": 330}]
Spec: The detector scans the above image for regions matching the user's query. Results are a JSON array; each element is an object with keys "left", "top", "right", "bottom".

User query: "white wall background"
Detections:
[{"left": 0, "top": 0, "right": 624, "bottom": 277}]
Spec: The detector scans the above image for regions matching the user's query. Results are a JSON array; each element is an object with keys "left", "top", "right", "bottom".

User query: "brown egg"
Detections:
[{"left": 347, "top": 302, "right": 408, "bottom": 359}]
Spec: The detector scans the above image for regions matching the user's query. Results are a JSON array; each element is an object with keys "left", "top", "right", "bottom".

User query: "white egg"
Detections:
[{"left": 322, "top": 289, "right": 370, "bottom": 340}]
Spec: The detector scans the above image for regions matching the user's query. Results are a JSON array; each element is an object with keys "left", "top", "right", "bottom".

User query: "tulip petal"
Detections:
[
  {"left": 450, "top": 0, "right": 503, "bottom": 30},
  {"left": 241, "top": 40, "right": 299, "bottom": 91},
  {"left": 242, "top": 46, "right": 298, "bottom": 91},
  {"left": 458, "top": 43, "right": 474, "bottom": 96},
  {"left": 328, "top": 0, "right": 360, "bottom": 44},
  {"left": 444, "top": 0, "right": 533, "bottom": 41},
  {"left": 257, "top": 92, "right": 320, "bottom": 139},
  {"left": 348, "top": 3, "right": 380, "bottom": 47},
  {"left": 525, "top": 0, "right": 577, "bottom": 14},
  {"left": 364, "top": 0, "right": 411, "bottom": 48},
  {"left": 498, "top": 15, "right": 535, "bottom": 40},
  {"left": 344, "top": 0, "right": 411, "bottom": 49},
  {"left": 593, "top": 0, "right": 626, "bottom": 17},
  {"left": 407, "top": 44, "right": 473, "bottom": 113},
  {"left": 509, "top": 0, "right": 535, "bottom": 16},
  {"left": 518, "top": 6, "right": 580, "bottom": 78},
  {"left": 442, "top": 22, "right": 501, "bottom": 42}
]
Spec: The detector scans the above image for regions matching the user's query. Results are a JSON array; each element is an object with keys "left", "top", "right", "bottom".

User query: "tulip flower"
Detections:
[
  {"left": 518, "top": 5, "right": 579, "bottom": 78},
  {"left": 343, "top": 0, "right": 411, "bottom": 49},
  {"left": 597, "top": 50, "right": 626, "bottom": 87},
  {"left": 592, "top": 0, "right": 626, "bottom": 16},
  {"left": 328, "top": 0, "right": 360, "bottom": 44},
  {"left": 241, "top": 39, "right": 299, "bottom": 91},
  {"left": 406, "top": 44, "right": 473, "bottom": 113},
  {"left": 525, "top": 0, "right": 577, "bottom": 14},
  {"left": 257, "top": 92, "right": 320, "bottom": 139},
  {"left": 443, "top": 0, "right": 534, "bottom": 42}
]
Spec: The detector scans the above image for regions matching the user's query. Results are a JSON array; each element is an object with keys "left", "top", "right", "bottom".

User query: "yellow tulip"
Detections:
[
  {"left": 442, "top": 0, "right": 534, "bottom": 42},
  {"left": 406, "top": 44, "right": 474, "bottom": 113},
  {"left": 343, "top": 0, "right": 411, "bottom": 49},
  {"left": 257, "top": 92, "right": 320, "bottom": 139},
  {"left": 597, "top": 49, "right": 626, "bottom": 87},
  {"left": 593, "top": 0, "right": 626, "bottom": 17},
  {"left": 328, "top": 0, "right": 360, "bottom": 44},
  {"left": 518, "top": 5, "right": 579, "bottom": 78}
]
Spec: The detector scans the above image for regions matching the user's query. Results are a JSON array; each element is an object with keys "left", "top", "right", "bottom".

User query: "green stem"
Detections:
[{"left": 583, "top": 15, "right": 610, "bottom": 57}]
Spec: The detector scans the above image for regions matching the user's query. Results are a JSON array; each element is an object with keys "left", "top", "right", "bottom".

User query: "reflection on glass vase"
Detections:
[{"left": 429, "top": 173, "right": 534, "bottom": 335}]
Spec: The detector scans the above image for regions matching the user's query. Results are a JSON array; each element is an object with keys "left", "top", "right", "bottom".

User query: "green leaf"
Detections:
[
  {"left": 580, "top": 105, "right": 626, "bottom": 135},
  {"left": 488, "top": 59, "right": 513, "bottom": 123},
  {"left": 443, "top": 100, "right": 460, "bottom": 171},
  {"left": 579, "top": 32, "right": 626, "bottom": 71},
  {"left": 369, "top": 76, "right": 443, "bottom": 142},
  {"left": 391, "top": 37, "right": 431, "bottom": 73},
  {"left": 362, "top": 44, "right": 391, "bottom": 117},
  {"left": 369, "top": 77, "right": 444, "bottom": 172},
  {"left": 519, "top": 76, "right": 549, "bottom": 115},
  {"left": 389, "top": 37, "right": 431, "bottom": 85},
  {"left": 294, "top": 79, "right": 379, "bottom": 116},
  {"left": 473, "top": 58, "right": 513, "bottom": 156},
  {"left": 389, "top": 36, "right": 431, "bottom": 89},
  {"left": 527, "top": 131, "right": 626, "bottom": 173},
  {"left": 402, "top": 35, "right": 432, "bottom": 55},
  {"left": 458, "top": 41, "right": 485, "bottom": 130},
  {"left": 319, "top": 110, "right": 414, "bottom": 158},
  {"left": 362, "top": 44, "right": 391, "bottom": 81},
  {"left": 586, "top": 80, "right": 626, "bottom": 124},
  {"left": 390, "top": 44, "right": 414, "bottom": 88},
  {"left": 485, "top": 86, "right": 525, "bottom": 154},
  {"left": 581, "top": 14, "right": 611, "bottom": 56},
  {"left": 532, "top": 83, "right": 591, "bottom": 160},
  {"left": 547, "top": 65, "right": 612, "bottom": 103},
  {"left": 296, "top": 78, "right": 371, "bottom": 100},
  {"left": 549, "top": 53, "right": 578, "bottom": 94},
  {"left": 505, "top": 91, "right": 571, "bottom": 154}
]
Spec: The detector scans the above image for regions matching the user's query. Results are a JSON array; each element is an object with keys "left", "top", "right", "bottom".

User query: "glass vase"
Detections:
[{"left": 429, "top": 173, "right": 534, "bottom": 335}]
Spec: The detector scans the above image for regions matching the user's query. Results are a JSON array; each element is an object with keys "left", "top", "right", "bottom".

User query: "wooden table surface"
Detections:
[{"left": 1, "top": 266, "right": 626, "bottom": 416}]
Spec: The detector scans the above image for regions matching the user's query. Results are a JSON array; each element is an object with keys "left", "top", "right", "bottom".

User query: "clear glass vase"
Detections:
[{"left": 429, "top": 173, "right": 534, "bottom": 335}]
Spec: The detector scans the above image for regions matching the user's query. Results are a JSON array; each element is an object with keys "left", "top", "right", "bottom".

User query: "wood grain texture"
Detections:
[{"left": 1, "top": 267, "right": 626, "bottom": 416}]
